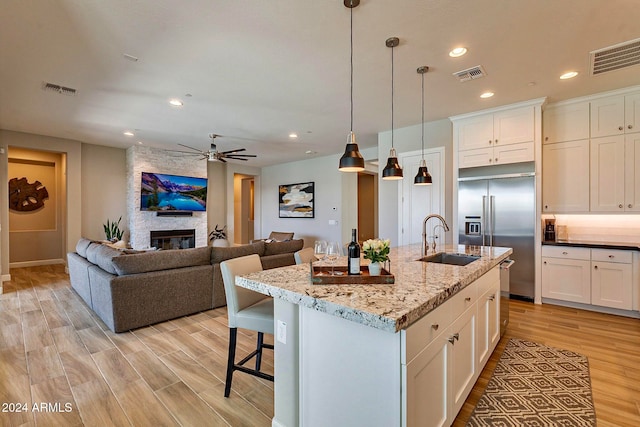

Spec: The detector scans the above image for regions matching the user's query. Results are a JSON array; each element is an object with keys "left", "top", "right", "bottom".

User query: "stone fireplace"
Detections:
[
  {"left": 150, "top": 229, "right": 196, "bottom": 250},
  {"left": 126, "top": 146, "right": 208, "bottom": 249}
]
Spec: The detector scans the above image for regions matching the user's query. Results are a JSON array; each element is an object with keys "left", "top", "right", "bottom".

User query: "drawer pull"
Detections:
[
  {"left": 619, "top": 204, "right": 623, "bottom": 209},
  {"left": 431, "top": 324, "right": 439, "bottom": 331},
  {"left": 619, "top": 126, "right": 624, "bottom": 131},
  {"left": 608, "top": 255, "right": 614, "bottom": 258},
  {"left": 448, "top": 336, "right": 456, "bottom": 344},
  {"left": 594, "top": 265, "right": 598, "bottom": 270},
  {"left": 488, "top": 294, "right": 495, "bottom": 301},
  {"left": 465, "top": 297, "right": 472, "bottom": 302},
  {"left": 453, "top": 333, "right": 459, "bottom": 341},
  {"left": 562, "top": 251, "right": 568, "bottom": 255}
]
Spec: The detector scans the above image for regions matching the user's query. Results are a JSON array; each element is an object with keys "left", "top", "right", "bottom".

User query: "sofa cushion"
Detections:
[
  {"left": 76, "top": 238, "right": 94, "bottom": 258},
  {"left": 112, "top": 246, "right": 211, "bottom": 276},
  {"left": 264, "top": 239, "right": 303, "bottom": 256},
  {"left": 268, "top": 231, "right": 294, "bottom": 242},
  {"left": 210, "top": 241, "right": 265, "bottom": 264},
  {"left": 86, "top": 243, "right": 122, "bottom": 275}
]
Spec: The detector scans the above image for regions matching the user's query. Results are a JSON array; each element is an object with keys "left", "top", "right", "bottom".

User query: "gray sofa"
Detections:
[{"left": 67, "top": 237, "right": 303, "bottom": 332}]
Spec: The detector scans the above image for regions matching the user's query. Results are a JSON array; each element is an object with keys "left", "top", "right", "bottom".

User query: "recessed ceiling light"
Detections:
[
  {"left": 560, "top": 71, "right": 578, "bottom": 80},
  {"left": 449, "top": 47, "right": 467, "bottom": 58},
  {"left": 305, "top": 150, "right": 316, "bottom": 155},
  {"left": 123, "top": 131, "right": 135, "bottom": 136},
  {"left": 480, "top": 92, "right": 494, "bottom": 99},
  {"left": 289, "top": 133, "right": 298, "bottom": 139},
  {"left": 137, "top": 141, "right": 143, "bottom": 145},
  {"left": 169, "top": 99, "right": 183, "bottom": 106}
]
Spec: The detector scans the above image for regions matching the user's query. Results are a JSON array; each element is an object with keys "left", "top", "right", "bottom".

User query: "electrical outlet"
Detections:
[{"left": 277, "top": 320, "right": 287, "bottom": 344}]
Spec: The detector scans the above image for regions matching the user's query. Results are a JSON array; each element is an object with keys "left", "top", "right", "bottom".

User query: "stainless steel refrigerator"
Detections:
[{"left": 458, "top": 173, "right": 535, "bottom": 300}]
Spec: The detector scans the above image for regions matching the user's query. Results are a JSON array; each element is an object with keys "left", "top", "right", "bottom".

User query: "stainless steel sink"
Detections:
[{"left": 418, "top": 252, "right": 480, "bottom": 266}]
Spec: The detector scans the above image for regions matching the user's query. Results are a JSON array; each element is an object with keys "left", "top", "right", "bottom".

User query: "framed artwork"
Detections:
[{"left": 279, "top": 182, "right": 315, "bottom": 218}]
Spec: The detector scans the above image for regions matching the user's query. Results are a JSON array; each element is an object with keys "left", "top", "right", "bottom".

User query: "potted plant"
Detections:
[
  {"left": 209, "top": 224, "right": 229, "bottom": 247},
  {"left": 362, "top": 238, "right": 390, "bottom": 276},
  {"left": 103, "top": 216, "right": 124, "bottom": 243}
]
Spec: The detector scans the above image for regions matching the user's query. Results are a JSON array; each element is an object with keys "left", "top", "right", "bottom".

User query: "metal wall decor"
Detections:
[
  {"left": 8, "top": 177, "right": 49, "bottom": 211},
  {"left": 279, "top": 182, "right": 315, "bottom": 218}
]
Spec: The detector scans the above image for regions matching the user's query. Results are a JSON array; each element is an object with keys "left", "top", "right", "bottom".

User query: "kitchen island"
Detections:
[{"left": 237, "top": 244, "right": 512, "bottom": 427}]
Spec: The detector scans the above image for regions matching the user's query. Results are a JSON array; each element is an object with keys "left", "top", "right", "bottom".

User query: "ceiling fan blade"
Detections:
[
  {"left": 221, "top": 148, "right": 246, "bottom": 154},
  {"left": 178, "top": 143, "right": 204, "bottom": 153},
  {"left": 225, "top": 154, "right": 257, "bottom": 158},
  {"left": 217, "top": 157, "right": 227, "bottom": 163},
  {"left": 227, "top": 157, "right": 248, "bottom": 161},
  {"left": 164, "top": 149, "right": 204, "bottom": 156}
]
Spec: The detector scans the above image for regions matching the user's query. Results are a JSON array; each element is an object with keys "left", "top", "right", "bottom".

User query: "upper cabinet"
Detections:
[
  {"left": 543, "top": 102, "right": 590, "bottom": 143},
  {"left": 453, "top": 100, "right": 543, "bottom": 168},
  {"left": 590, "top": 92, "right": 640, "bottom": 138}
]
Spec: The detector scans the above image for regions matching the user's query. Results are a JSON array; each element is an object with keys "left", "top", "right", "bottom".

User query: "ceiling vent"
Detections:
[
  {"left": 42, "top": 82, "right": 77, "bottom": 96},
  {"left": 590, "top": 38, "right": 640, "bottom": 76},
  {"left": 452, "top": 65, "right": 487, "bottom": 82}
]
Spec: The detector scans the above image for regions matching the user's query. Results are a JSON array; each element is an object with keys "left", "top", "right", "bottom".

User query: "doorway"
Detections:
[
  {"left": 233, "top": 174, "right": 255, "bottom": 244},
  {"left": 357, "top": 171, "right": 378, "bottom": 242}
]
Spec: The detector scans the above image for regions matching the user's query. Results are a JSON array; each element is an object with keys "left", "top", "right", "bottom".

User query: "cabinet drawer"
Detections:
[
  {"left": 475, "top": 266, "right": 500, "bottom": 296},
  {"left": 403, "top": 305, "right": 452, "bottom": 364},
  {"left": 591, "top": 248, "right": 632, "bottom": 264},
  {"left": 449, "top": 282, "right": 478, "bottom": 320},
  {"left": 541, "top": 245, "right": 590, "bottom": 260}
]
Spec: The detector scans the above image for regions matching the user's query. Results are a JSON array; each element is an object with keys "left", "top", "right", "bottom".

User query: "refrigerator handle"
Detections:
[
  {"left": 489, "top": 195, "right": 495, "bottom": 247},
  {"left": 481, "top": 195, "right": 487, "bottom": 246}
]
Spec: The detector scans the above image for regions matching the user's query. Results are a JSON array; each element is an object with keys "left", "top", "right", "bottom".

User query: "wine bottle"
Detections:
[{"left": 347, "top": 228, "right": 360, "bottom": 275}]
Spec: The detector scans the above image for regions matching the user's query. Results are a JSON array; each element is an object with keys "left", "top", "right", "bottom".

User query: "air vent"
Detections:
[
  {"left": 452, "top": 65, "right": 487, "bottom": 82},
  {"left": 590, "top": 38, "right": 640, "bottom": 76},
  {"left": 42, "top": 82, "right": 77, "bottom": 96}
]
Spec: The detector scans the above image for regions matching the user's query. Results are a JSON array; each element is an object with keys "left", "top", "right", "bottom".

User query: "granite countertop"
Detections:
[
  {"left": 542, "top": 239, "right": 640, "bottom": 251},
  {"left": 236, "top": 244, "right": 512, "bottom": 333}
]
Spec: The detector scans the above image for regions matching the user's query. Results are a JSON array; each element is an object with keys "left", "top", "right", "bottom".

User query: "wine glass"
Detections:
[
  {"left": 326, "top": 241, "right": 341, "bottom": 275},
  {"left": 314, "top": 240, "right": 327, "bottom": 262}
]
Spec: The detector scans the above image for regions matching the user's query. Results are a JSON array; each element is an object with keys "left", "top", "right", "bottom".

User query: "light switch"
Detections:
[
  {"left": 277, "top": 320, "right": 287, "bottom": 344},
  {"left": 328, "top": 220, "right": 338, "bottom": 226}
]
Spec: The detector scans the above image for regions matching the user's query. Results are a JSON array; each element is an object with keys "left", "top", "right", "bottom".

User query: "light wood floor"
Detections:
[{"left": 1, "top": 265, "right": 639, "bottom": 426}]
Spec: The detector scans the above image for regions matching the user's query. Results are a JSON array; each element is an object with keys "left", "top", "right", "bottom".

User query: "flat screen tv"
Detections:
[{"left": 140, "top": 172, "right": 207, "bottom": 212}]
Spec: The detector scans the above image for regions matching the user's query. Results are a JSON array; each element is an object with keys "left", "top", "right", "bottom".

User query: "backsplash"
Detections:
[{"left": 542, "top": 214, "right": 640, "bottom": 244}]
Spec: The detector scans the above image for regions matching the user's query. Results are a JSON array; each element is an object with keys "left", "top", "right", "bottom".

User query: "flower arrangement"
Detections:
[{"left": 362, "top": 238, "right": 390, "bottom": 264}]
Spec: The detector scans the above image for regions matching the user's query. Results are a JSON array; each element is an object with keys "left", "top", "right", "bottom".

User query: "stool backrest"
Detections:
[
  {"left": 294, "top": 247, "right": 316, "bottom": 265},
  {"left": 220, "top": 254, "right": 265, "bottom": 328}
]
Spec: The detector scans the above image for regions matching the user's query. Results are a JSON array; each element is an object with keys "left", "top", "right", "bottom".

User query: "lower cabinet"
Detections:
[
  {"left": 542, "top": 246, "right": 634, "bottom": 310},
  {"left": 403, "top": 266, "right": 499, "bottom": 427}
]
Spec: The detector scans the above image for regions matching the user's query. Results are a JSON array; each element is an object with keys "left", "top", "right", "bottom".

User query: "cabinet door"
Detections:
[
  {"left": 458, "top": 146, "right": 493, "bottom": 168},
  {"left": 591, "top": 261, "right": 633, "bottom": 310},
  {"left": 476, "top": 283, "right": 500, "bottom": 369},
  {"left": 543, "top": 102, "right": 590, "bottom": 143},
  {"left": 494, "top": 106, "right": 534, "bottom": 146},
  {"left": 625, "top": 133, "right": 640, "bottom": 211},
  {"left": 405, "top": 333, "right": 450, "bottom": 427},
  {"left": 494, "top": 141, "right": 534, "bottom": 164},
  {"left": 541, "top": 257, "right": 591, "bottom": 303},
  {"left": 590, "top": 136, "right": 625, "bottom": 211},
  {"left": 456, "top": 114, "right": 494, "bottom": 151},
  {"left": 449, "top": 307, "right": 476, "bottom": 419},
  {"left": 591, "top": 95, "right": 625, "bottom": 138},
  {"left": 542, "top": 140, "right": 590, "bottom": 212},
  {"left": 624, "top": 92, "right": 640, "bottom": 133}
]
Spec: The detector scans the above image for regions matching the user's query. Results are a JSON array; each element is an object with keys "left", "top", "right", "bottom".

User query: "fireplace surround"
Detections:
[{"left": 150, "top": 229, "right": 196, "bottom": 250}]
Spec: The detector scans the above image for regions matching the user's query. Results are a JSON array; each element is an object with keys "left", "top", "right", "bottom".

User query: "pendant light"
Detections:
[
  {"left": 338, "top": 0, "right": 365, "bottom": 173},
  {"left": 382, "top": 37, "right": 403, "bottom": 180},
  {"left": 414, "top": 66, "right": 433, "bottom": 185}
]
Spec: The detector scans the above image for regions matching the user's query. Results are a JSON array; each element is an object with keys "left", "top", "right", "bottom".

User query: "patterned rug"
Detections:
[{"left": 467, "top": 339, "right": 596, "bottom": 426}]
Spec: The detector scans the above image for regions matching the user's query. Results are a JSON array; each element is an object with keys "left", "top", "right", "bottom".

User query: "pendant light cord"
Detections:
[
  {"left": 391, "top": 45, "right": 394, "bottom": 148},
  {"left": 350, "top": 5, "right": 354, "bottom": 133},
  {"left": 421, "top": 70, "right": 425, "bottom": 160}
]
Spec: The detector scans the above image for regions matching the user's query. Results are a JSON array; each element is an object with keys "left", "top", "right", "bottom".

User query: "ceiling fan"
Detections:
[{"left": 175, "top": 134, "right": 257, "bottom": 163}]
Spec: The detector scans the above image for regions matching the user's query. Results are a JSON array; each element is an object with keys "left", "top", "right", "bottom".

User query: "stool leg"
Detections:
[
  {"left": 224, "top": 328, "right": 238, "bottom": 397},
  {"left": 256, "top": 332, "right": 264, "bottom": 371}
]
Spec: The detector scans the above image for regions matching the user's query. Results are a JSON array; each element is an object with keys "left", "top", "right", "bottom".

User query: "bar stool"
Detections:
[{"left": 294, "top": 247, "right": 316, "bottom": 264}]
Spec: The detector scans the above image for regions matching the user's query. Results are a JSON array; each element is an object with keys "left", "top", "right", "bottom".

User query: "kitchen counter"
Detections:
[
  {"left": 542, "top": 239, "right": 640, "bottom": 251},
  {"left": 237, "top": 243, "right": 512, "bottom": 332}
]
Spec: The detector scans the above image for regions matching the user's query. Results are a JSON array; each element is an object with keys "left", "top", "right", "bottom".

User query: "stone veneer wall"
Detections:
[{"left": 126, "top": 146, "right": 208, "bottom": 249}]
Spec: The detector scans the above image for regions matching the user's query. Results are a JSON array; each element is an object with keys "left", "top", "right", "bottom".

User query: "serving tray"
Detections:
[{"left": 310, "top": 264, "right": 395, "bottom": 285}]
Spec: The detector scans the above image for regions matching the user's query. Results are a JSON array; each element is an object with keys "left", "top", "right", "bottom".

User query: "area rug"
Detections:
[{"left": 467, "top": 338, "right": 596, "bottom": 426}]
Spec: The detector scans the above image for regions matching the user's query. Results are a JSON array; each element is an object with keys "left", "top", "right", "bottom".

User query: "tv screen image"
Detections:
[{"left": 140, "top": 172, "right": 207, "bottom": 212}]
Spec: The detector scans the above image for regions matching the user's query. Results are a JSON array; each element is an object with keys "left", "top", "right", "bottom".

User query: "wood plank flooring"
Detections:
[{"left": 1, "top": 264, "right": 639, "bottom": 426}]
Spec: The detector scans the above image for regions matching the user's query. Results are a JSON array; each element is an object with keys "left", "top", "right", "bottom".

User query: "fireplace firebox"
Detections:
[{"left": 150, "top": 229, "right": 195, "bottom": 250}]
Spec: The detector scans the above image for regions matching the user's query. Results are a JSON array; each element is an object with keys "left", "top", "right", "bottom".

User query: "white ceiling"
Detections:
[{"left": 1, "top": 0, "right": 639, "bottom": 167}]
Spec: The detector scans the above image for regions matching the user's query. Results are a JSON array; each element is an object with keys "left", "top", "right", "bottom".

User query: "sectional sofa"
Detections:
[{"left": 67, "top": 237, "right": 303, "bottom": 332}]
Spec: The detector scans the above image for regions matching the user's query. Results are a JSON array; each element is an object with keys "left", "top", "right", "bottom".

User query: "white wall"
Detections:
[{"left": 378, "top": 119, "right": 453, "bottom": 246}]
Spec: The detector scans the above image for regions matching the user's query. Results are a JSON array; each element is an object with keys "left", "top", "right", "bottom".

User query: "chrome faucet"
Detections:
[{"left": 422, "top": 214, "right": 450, "bottom": 257}]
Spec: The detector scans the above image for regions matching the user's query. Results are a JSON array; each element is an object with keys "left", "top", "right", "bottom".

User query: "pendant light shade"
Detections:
[
  {"left": 338, "top": 0, "right": 365, "bottom": 173},
  {"left": 414, "top": 65, "right": 433, "bottom": 186},
  {"left": 382, "top": 37, "right": 403, "bottom": 180}
]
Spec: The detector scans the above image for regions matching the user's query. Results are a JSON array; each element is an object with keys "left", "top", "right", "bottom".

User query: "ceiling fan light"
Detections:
[
  {"left": 339, "top": 132, "right": 365, "bottom": 172},
  {"left": 382, "top": 148, "right": 403, "bottom": 180},
  {"left": 414, "top": 159, "right": 432, "bottom": 185}
]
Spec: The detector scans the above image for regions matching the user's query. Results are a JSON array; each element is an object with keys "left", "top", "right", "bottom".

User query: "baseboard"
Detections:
[
  {"left": 542, "top": 297, "right": 640, "bottom": 319},
  {"left": 1, "top": 273, "right": 11, "bottom": 283},
  {"left": 9, "top": 258, "right": 66, "bottom": 269}
]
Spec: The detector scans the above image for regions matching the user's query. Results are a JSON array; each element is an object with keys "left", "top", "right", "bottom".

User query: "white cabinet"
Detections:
[
  {"left": 590, "top": 92, "right": 640, "bottom": 138},
  {"left": 541, "top": 246, "right": 591, "bottom": 303},
  {"left": 591, "top": 249, "right": 633, "bottom": 310},
  {"left": 543, "top": 102, "right": 590, "bottom": 143},
  {"left": 477, "top": 281, "right": 500, "bottom": 368},
  {"left": 449, "top": 305, "right": 477, "bottom": 418},
  {"left": 542, "top": 140, "right": 590, "bottom": 212},
  {"left": 590, "top": 134, "right": 640, "bottom": 211},
  {"left": 456, "top": 105, "right": 536, "bottom": 167}
]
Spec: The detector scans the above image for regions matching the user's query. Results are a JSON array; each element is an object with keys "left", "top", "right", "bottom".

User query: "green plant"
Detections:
[
  {"left": 104, "top": 216, "right": 124, "bottom": 241},
  {"left": 362, "top": 238, "right": 390, "bottom": 263}
]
